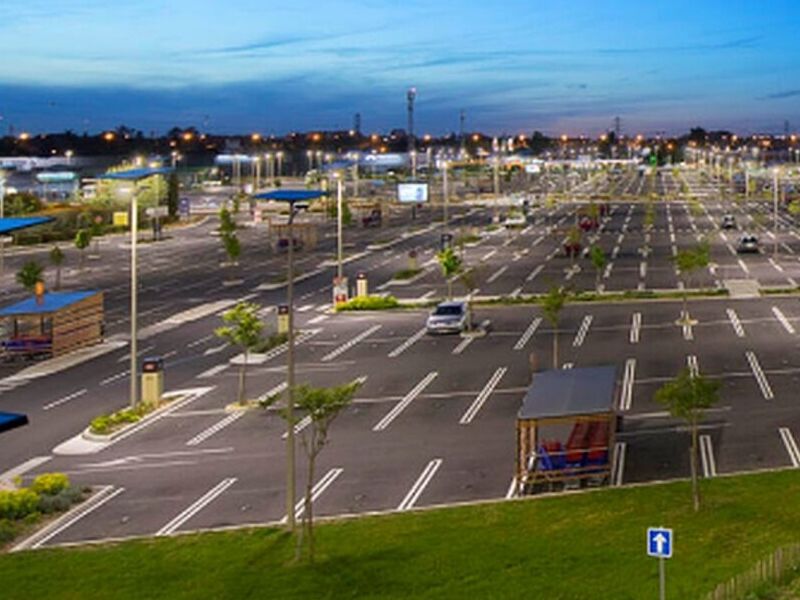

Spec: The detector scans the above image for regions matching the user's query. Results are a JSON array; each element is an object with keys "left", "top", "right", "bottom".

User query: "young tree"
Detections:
[
  {"left": 673, "top": 241, "right": 710, "bottom": 324},
  {"left": 218, "top": 207, "right": 241, "bottom": 267},
  {"left": 541, "top": 285, "right": 570, "bottom": 369},
  {"left": 458, "top": 266, "right": 481, "bottom": 331},
  {"left": 74, "top": 229, "right": 91, "bottom": 270},
  {"left": 273, "top": 380, "right": 361, "bottom": 562},
  {"left": 215, "top": 302, "right": 264, "bottom": 406},
  {"left": 788, "top": 200, "right": 800, "bottom": 227},
  {"left": 565, "top": 226, "right": 582, "bottom": 269},
  {"left": 49, "top": 245, "right": 65, "bottom": 291},
  {"left": 589, "top": 245, "right": 607, "bottom": 292},
  {"left": 655, "top": 369, "right": 721, "bottom": 511},
  {"left": 16, "top": 260, "right": 44, "bottom": 293},
  {"left": 436, "top": 246, "right": 463, "bottom": 300},
  {"left": 167, "top": 171, "right": 180, "bottom": 218}
]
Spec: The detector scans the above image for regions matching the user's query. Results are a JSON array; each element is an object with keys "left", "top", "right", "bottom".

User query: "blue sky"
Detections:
[{"left": 2, "top": 0, "right": 800, "bottom": 135}]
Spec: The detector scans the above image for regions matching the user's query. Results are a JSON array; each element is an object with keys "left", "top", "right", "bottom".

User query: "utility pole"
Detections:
[
  {"left": 459, "top": 109, "right": 466, "bottom": 158},
  {"left": 407, "top": 87, "right": 417, "bottom": 179},
  {"left": 492, "top": 137, "right": 500, "bottom": 222},
  {"left": 774, "top": 168, "right": 780, "bottom": 257}
]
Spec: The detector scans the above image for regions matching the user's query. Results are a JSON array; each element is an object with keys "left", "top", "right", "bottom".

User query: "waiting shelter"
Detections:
[
  {"left": 0, "top": 291, "right": 104, "bottom": 359},
  {"left": 516, "top": 366, "right": 618, "bottom": 494}
]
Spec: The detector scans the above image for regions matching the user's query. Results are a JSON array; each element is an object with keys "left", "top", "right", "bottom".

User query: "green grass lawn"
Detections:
[{"left": 3, "top": 470, "right": 800, "bottom": 599}]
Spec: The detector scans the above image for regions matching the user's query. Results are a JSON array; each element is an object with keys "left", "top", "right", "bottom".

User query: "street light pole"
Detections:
[
  {"left": 130, "top": 186, "right": 139, "bottom": 409},
  {"left": 774, "top": 168, "right": 779, "bottom": 257},
  {"left": 443, "top": 160, "right": 449, "bottom": 228},
  {"left": 285, "top": 205, "right": 297, "bottom": 531},
  {"left": 337, "top": 175, "right": 344, "bottom": 279}
]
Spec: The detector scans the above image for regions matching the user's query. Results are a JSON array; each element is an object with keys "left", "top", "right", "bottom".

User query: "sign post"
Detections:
[
  {"left": 332, "top": 276, "right": 349, "bottom": 307},
  {"left": 277, "top": 304, "right": 289, "bottom": 335},
  {"left": 647, "top": 527, "right": 673, "bottom": 600}
]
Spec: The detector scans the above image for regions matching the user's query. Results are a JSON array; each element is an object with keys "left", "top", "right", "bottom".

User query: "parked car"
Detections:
[
  {"left": 737, "top": 234, "right": 759, "bottom": 253},
  {"left": 426, "top": 301, "right": 470, "bottom": 334},
  {"left": 362, "top": 209, "right": 382, "bottom": 228},
  {"left": 564, "top": 241, "right": 582, "bottom": 258},
  {"left": 721, "top": 214, "right": 737, "bottom": 230},
  {"left": 504, "top": 213, "right": 526, "bottom": 228},
  {"left": 578, "top": 215, "right": 597, "bottom": 231}
]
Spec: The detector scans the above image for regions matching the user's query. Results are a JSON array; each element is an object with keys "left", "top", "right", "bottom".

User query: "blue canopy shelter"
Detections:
[
  {"left": 253, "top": 189, "right": 327, "bottom": 202},
  {"left": 97, "top": 167, "right": 172, "bottom": 180},
  {"left": 254, "top": 190, "right": 327, "bottom": 251},
  {"left": 0, "top": 217, "right": 55, "bottom": 235},
  {"left": 0, "top": 411, "right": 28, "bottom": 434}
]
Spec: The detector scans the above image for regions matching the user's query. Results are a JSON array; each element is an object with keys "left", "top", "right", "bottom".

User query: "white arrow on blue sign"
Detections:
[{"left": 647, "top": 527, "right": 673, "bottom": 559}]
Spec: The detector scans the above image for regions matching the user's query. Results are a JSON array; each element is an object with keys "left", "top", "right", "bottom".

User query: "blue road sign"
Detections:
[{"left": 647, "top": 527, "right": 673, "bottom": 559}]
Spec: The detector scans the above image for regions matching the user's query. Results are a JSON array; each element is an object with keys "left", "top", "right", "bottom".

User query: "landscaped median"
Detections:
[{"left": 3, "top": 470, "right": 800, "bottom": 598}]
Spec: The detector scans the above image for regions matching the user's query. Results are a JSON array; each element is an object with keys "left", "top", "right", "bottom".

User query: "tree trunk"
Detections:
[
  {"left": 690, "top": 417, "right": 701, "bottom": 511},
  {"left": 55, "top": 267, "right": 61, "bottom": 291},
  {"left": 552, "top": 325, "right": 559, "bottom": 369},
  {"left": 305, "top": 450, "right": 316, "bottom": 563},
  {"left": 446, "top": 278, "right": 453, "bottom": 300},
  {"left": 238, "top": 352, "right": 247, "bottom": 406}
]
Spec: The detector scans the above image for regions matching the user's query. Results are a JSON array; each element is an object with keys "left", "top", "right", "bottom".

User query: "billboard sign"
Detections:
[{"left": 397, "top": 183, "right": 429, "bottom": 203}]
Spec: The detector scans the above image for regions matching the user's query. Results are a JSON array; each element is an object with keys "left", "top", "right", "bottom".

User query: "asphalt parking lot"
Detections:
[{"left": 20, "top": 292, "right": 800, "bottom": 547}]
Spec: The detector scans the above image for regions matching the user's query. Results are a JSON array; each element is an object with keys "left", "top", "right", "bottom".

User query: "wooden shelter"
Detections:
[
  {"left": 516, "top": 366, "right": 618, "bottom": 495},
  {"left": 0, "top": 291, "right": 104, "bottom": 359}
]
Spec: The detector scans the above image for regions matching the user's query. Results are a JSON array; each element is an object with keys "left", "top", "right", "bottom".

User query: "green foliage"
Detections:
[
  {"left": 223, "top": 232, "right": 241, "bottom": 263},
  {"left": 215, "top": 302, "right": 264, "bottom": 351},
  {"left": 0, "top": 489, "right": 39, "bottom": 520},
  {"left": 327, "top": 198, "right": 353, "bottom": 225},
  {"left": 673, "top": 241, "right": 710, "bottom": 280},
  {"left": 218, "top": 207, "right": 241, "bottom": 264},
  {"left": 90, "top": 403, "right": 154, "bottom": 435},
  {"left": 49, "top": 245, "right": 64, "bottom": 266},
  {"left": 2, "top": 192, "right": 43, "bottom": 216},
  {"left": 335, "top": 295, "right": 400, "bottom": 312},
  {"left": 252, "top": 332, "right": 289, "bottom": 354},
  {"left": 15, "top": 260, "right": 44, "bottom": 292},
  {"left": 540, "top": 285, "right": 569, "bottom": 327},
  {"left": 74, "top": 228, "right": 91, "bottom": 251},
  {"left": 655, "top": 369, "right": 721, "bottom": 422},
  {"left": 392, "top": 268, "right": 422, "bottom": 281},
  {"left": 788, "top": 200, "right": 800, "bottom": 218},
  {"left": 589, "top": 245, "right": 607, "bottom": 272},
  {"left": 30, "top": 473, "right": 70, "bottom": 496}
]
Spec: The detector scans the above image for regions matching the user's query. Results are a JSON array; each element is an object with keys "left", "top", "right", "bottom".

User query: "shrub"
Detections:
[
  {"left": 252, "top": 332, "right": 289, "bottom": 354},
  {"left": 38, "top": 487, "right": 83, "bottom": 514},
  {"left": 0, "top": 519, "right": 20, "bottom": 544},
  {"left": 31, "top": 473, "right": 70, "bottom": 496},
  {"left": 0, "top": 488, "right": 40, "bottom": 520},
  {"left": 393, "top": 268, "right": 422, "bottom": 280},
  {"left": 336, "top": 295, "right": 399, "bottom": 312},
  {"left": 90, "top": 403, "right": 154, "bottom": 435}
]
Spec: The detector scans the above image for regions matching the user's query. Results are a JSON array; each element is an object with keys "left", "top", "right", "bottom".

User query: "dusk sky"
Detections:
[{"left": 2, "top": 0, "right": 800, "bottom": 136}]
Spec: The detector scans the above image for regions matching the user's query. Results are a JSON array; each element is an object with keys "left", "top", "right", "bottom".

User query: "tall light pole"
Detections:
[
  {"left": 407, "top": 87, "right": 417, "bottom": 179},
  {"left": 129, "top": 184, "right": 139, "bottom": 409},
  {"left": 285, "top": 203, "right": 298, "bottom": 531},
  {"left": 336, "top": 173, "right": 344, "bottom": 279},
  {"left": 442, "top": 159, "right": 449, "bottom": 228},
  {"left": 773, "top": 167, "right": 780, "bottom": 257},
  {"left": 492, "top": 137, "right": 500, "bottom": 222},
  {"left": 0, "top": 173, "right": 5, "bottom": 293},
  {"left": 276, "top": 151, "right": 284, "bottom": 179}
]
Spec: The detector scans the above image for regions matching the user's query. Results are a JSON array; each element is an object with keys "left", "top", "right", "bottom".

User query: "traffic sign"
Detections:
[{"left": 647, "top": 527, "right": 673, "bottom": 559}]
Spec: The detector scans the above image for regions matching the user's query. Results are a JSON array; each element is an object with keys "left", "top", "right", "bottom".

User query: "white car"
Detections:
[
  {"left": 426, "top": 301, "right": 470, "bottom": 334},
  {"left": 503, "top": 213, "right": 526, "bottom": 228}
]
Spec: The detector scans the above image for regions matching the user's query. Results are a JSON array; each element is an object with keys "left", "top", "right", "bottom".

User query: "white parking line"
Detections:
[
  {"left": 768, "top": 258, "right": 785, "bottom": 273},
  {"left": 746, "top": 350, "right": 774, "bottom": 400},
  {"left": 526, "top": 265, "right": 544, "bottom": 282},
  {"left": 572, "top": 315, "right": 593, "bottom": 347},
  {"left": 481, "top": 249, "right": 497, "bottom": 262},
  {"left": 505, "top": 477, "right": 518, "bottom": 499},
  {"left": 687, "top": 355, "right": 699, "bottom": 378},
  {"left": 639, "top": 261, "right": 647, "bottom": 279},
  {"left": 187, "top": 335, "right": 214, "bottom": 349},
  {"left": 611, "top": 442, "right": 626, "bottom": 486},
  {"left": 699, "top": 435, "right": 717, "bottom": 478},
  {"left": 283, "top": 468, "right": 344, "bottom": 523},
  {"left": 486, "top": 266, "right": 508, "bottom": 284},
  {"left": 374, "top": 372, "right": 438, "bottom": 431},
  {"left": 603, "top": 262, "right": 613, "bottom": 279},
  {"left": 43, "top": 388, "right": 88, "bottom": 411},
  {"left": 630, "top": 312, "right": 641, "bottom": 344},
  {"left": 779, "top": 427, "right": 800, "bottom": 467},
  {"left": 157, "top": 478, "right": 237, "bottom": 536},
  {"left": 737, "top": 258, "right": 750, "bottom": 274},
  {"left": 100, "top": 370, "right": 129, "bottom": 386},
  {"left": 388, "top": 328, "right": 427, "bottom": 357},
  {"left": 620, "top": 358, "right": 636, "bottom": 411},
  {"left": 681, "top": 311, "right": 694, "bottom": 341},
  {"left": 13, "top": 486, "right": 125, "bottom": 551},
  {"left": 452, "top": 336, "right": 475, "bottom": 355},
  {"left": 726, "top": 308, "right": 745, "bottom": 338},
  {"left": 197, "top": 364, "right": 228, "bottom": 379},
  {"left": 186, "top": 412, "right": 245, "bottom": 446},
  {"left": 321, "top": 325, "right": 382, "bottom": 362},
  {"left": 772, "top": 306, "right": 796, "bottom": 334},
  {"left": 397, "top": 459, "right": 443, "bottom": 511},
  {"left": 460, "top": 367, "right": 507, "bottom": 424},
  {"left": 307, "top": 315, "right": 329, "bottom": 325},
  {"left": 514, "top": 317, "right": 541, "bottom": 350}
]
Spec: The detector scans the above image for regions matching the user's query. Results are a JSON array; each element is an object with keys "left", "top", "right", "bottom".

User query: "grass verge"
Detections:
[
  {"left": 3, "top": 470, "right": 800, "bottom": 598},
  {"left": 391, "top": 268, "right": 422, "bottom": 280},
  {"left": 335, "top": 295, "right": 400, "bottom": 312}
]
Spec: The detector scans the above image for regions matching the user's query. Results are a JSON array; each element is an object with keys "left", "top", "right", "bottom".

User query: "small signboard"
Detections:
[
  {"left": 179, "top": 197, "right": 191, "bottom": 219},
  {"left": 397, "top": 183, "right": 429, "bottom": 203},
  {"left": 332, "top": 276, "right": 349, "bottom": 305},
  {"left": 440, "top": 232, "right": 453, "bottom": 251},
  {"left": 113, "top": 211, "right": 129, "bottom": 227},
  {"left": 145, "top": 206, "right": 169, "bottom": 218},
  {"left": 647, "top": 527, "right": 673, "bottom": 559},
  {"left": 277, "top": 304, "right": 289, "bottom": 335}
]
